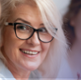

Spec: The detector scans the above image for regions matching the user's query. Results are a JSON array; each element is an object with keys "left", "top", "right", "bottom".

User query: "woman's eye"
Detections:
[
  {"left": 16, "top": 24, "right": 32, "bottom": 33},
  {"left": 17, "top": 26, "right": 26, "bottom": 30},
  {"left": 40, "top": 28, "right": 48, "bottom": 33}
]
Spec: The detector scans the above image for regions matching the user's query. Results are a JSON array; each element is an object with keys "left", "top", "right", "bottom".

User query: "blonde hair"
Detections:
[{"left": 0, "top": 0, "right": 68, "bottom": 79}]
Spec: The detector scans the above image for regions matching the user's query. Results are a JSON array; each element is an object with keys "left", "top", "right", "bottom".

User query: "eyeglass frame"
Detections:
[{"left": 5, "top": 22, "right": 58, "bottom": 43}]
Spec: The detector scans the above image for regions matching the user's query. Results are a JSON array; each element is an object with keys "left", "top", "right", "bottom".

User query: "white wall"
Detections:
[{"left": 53, "top": 0, "right": 71, "bottom": 16}]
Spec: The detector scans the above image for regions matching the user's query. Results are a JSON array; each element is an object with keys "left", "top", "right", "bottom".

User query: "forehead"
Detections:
[
  {"left": 9, "top": 4, "right": 42, "bottom": 22},
  {"left": 8, "top": 4, "right": 44, "bottom": 29}
]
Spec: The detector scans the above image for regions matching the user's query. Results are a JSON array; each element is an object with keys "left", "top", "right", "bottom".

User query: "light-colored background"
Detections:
[{"left": 53, "top": 0, "right": 71, "bottom": 16}]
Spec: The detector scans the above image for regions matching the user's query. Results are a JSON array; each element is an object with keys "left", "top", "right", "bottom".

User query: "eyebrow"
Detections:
[
  {"left": 14, "top": 18, "right": 44, "bottom": 26},
  {"left": 14, "top": 18, "right": 31, "bottom": 25}
]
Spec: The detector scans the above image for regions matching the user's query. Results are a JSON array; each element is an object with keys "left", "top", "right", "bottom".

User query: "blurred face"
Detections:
[
  {"left": 2, "top": 4, "right": 51, "bottom": 71},
  {"left": 70, "top": 9, "right": 81, "bottom": 42}
]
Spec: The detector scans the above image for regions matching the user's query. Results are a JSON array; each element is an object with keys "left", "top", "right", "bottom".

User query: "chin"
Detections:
[
  {"left": 24, "top": 62, "right": 40, "bottom": 71},
  {"left": 26, "top": 65, "right": 39, "bottom": 71}
]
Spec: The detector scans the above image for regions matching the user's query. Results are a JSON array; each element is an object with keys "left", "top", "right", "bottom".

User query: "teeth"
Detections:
[{"left": 21, "top": 50, "right": 38, "bottom": 55}]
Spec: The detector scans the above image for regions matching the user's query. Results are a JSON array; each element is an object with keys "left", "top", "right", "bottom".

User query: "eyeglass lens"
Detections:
[{"left": 15, "top": 23, "right": 53, "bottom": 42}]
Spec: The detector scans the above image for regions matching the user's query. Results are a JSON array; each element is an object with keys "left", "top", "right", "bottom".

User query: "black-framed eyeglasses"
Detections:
[{"left": 5, "top": 22, "right": 58, "bottom": 43}]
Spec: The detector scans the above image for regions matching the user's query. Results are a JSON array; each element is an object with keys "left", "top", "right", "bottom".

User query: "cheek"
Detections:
[
  {"left": 74, "top": 19, "right": 81, "bottom": 40},
  {"left": 41, "top": 43, "right": 50, "bottom": 61},
  {"left": 70, "top": 12, "right": 81, "bottom": 40},
  {"left": 3, "top": 29, "right": 16, "bottom": 50},
  {"left": 2, "top": 28, "right": 21, "bottom": 60},
  {"left": 75, "top": 27, "right": 81, "bottom": 41}
]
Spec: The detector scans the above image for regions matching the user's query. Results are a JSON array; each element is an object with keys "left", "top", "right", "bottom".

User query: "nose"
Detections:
[{"left": 26, "top": 32, "right": 40, "bottom": 46}]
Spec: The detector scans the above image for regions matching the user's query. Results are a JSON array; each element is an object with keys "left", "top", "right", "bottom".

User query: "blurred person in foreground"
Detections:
[
  {"left": 58, "top": 0, "right": 81, "bottom": 79},
  {"left": 0, "top": 0, "right": 68, "bottom": 80}
]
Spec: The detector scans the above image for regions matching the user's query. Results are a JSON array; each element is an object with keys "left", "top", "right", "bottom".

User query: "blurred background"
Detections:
[{"left": 53, "top": 0, "right": 71, "bottom": 16}]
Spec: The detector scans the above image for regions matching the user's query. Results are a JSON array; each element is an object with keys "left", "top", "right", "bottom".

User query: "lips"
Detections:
[{"left": 20, "top": 49, "right": 39, "bottom": 55}]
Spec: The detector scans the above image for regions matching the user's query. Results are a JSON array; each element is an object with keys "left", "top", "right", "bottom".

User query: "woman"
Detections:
[
  {"left": 0, "top": 0, "right": 68, "bottom": 80},
  {"left": 63, "top": 0, "right": 81, "bottom": 79}
]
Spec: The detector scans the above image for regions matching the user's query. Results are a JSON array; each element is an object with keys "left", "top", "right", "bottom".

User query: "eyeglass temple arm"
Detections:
[
  {"left": 5, "top": 22, "right": 58, "bottom": 31},
  {"left": 5, "top": 22, "right": 13, "bottom": 26}
]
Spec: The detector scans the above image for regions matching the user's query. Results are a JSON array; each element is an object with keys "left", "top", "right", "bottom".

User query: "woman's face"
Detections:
[
  {"left": 2, "top": 4, "right": 51, "bottom": 71},
  {"left": 70, "top": 9, "right": 81, "bottom": 42}
]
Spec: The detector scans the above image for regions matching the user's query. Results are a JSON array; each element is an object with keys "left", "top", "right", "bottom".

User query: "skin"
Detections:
[
  {"left": 0, "top": 3, "right": 1, "bottom": 17},
  {"left": 70, "top": 9, "right": 81, "bottom": 43},
  {"left": 2, "top": 4, "right": 51, "bottom": 80},
  {"left": 68, "top": 9, "right": 81, "bottom": 78}
]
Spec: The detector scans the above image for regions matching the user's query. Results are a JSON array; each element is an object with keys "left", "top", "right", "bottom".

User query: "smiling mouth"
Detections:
[{"left": 20, "top": 49, "right": 39, "bottom": 55}]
